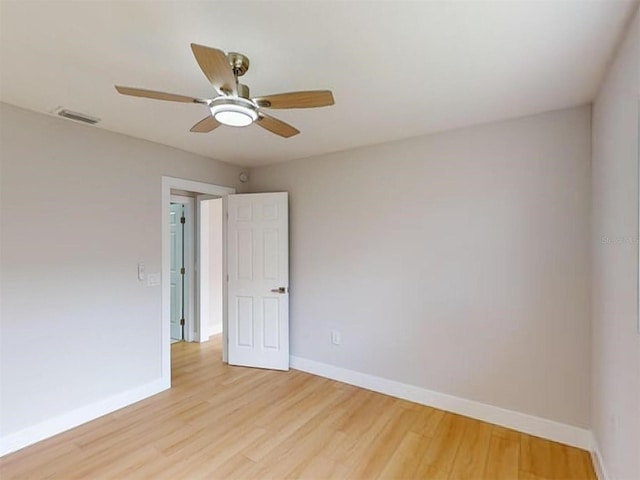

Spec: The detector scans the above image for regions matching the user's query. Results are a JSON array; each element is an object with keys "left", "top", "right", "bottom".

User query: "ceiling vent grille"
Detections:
[{"left": 56, "top": 109, "right": 100, "bottom": 125}]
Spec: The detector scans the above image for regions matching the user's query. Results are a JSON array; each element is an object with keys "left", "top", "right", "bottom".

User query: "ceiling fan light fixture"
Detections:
[
  {"left": 115, "top": 44, "right": 333, "bottom": 138},
  {"left": 215, "top": 110, "right": 254, "bottom": 127},
  {"left": 209, "top": 96, "right": 258, "bottom": 127}
]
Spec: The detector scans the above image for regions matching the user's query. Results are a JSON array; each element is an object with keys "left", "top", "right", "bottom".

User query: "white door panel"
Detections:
[
  {"left": 169, "top": 203, "right": 184, "bottom": 341},
  {"left": 227, "top": 192, "right": 289, "bottom": 370}
]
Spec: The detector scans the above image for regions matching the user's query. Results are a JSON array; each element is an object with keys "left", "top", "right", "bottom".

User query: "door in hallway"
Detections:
[{"left": 170, "top": 202, "right": 185, "bottom": 341}]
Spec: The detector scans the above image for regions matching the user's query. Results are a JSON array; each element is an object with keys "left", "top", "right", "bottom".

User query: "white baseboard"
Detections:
[
  {"left": 0, "top": 377, "right": 170, "bottom": 457},
  {"left": 590, "top": 435, "right": 610, "bottom": 480},
  {"left": 290, "top": 356, "right": 592, "bottom": 450},
  {"left": 199, "top": 324, "right": 222, "bottom": 342}
]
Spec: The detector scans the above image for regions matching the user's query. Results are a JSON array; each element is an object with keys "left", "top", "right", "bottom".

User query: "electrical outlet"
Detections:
[{"left": 331, "top": 330, "right": 341, "bottom": 345}]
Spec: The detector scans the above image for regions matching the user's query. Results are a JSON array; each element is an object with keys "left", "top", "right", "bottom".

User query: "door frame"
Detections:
[{"left": 161, "top": 176, "right": 235, "bottom": 385}]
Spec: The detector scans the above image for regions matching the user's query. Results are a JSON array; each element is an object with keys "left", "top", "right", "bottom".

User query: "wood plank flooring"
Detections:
[{"left": 0, "top": 336, "right": 597, "bottom": 479}]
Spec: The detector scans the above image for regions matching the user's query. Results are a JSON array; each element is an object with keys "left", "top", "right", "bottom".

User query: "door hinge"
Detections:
[
  {"left": 180, "top": 318, "right": 185, "bottom": 326},
  {"left": 180, "top": 216, "right": 186, "bottom": 224},
  {"left": 180, "top": 267, "right": 186, "bottom": 275}
]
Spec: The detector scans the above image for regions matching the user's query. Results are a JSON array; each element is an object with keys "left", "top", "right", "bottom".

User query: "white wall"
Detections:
[
  {"left": 591, "top": 7, "right": 640, "bottom": 480},
  {"left": 0, "top": 103, "right": 243, "bottom": 441},
  {"left": 249, "top": 105, "right": 592, "bottom": 428},
  {"left": 208, "top": 199, "right": 224, "bottom": 335}
]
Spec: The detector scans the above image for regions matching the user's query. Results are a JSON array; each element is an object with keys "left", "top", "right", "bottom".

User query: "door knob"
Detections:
[{"left": 271, "top": 287, "right": 288, "bottom": 294}]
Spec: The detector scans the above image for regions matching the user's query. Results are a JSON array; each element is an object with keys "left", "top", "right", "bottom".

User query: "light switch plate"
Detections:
[{"left": 146, "top": 273, "right": 161, "bottom": 287}]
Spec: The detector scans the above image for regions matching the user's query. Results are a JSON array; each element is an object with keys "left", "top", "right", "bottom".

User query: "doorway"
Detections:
[
  {"left": 168, "top": 194, "right": 224, "bottom": 345},
  {"left": 161, "top": 177, "right": 236, "bottom": 386}
]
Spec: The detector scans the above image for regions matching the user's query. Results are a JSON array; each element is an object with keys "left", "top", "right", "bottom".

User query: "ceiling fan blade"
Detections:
[
  {"left": 190, "top": 116, "right": 221, "bottom": 133},
  {"left": 256, "top": 113, "right": 300, "bottom": 138},
  {"left": 254, "top": 90, "right": 334, "bottom": 109},
  {"left": 190, "top": 43, "right": 237, "bottom": 95},
  {"left": 115, "top": 86, "right": 205, "bottom": 103}
]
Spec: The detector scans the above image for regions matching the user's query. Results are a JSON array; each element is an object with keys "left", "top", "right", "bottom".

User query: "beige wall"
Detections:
[
  {"left": 199, "top": 197, "right": 223, "bottom": 339},
  {"left": 249, "top": 105, "right": 592, "bottom": 428},
  {"left": 591, "top": 7, "right": 640, "bottom": 480},
  {"left": 0, "top": 103, "right": 243, "bottom": 436},
  {"left": 208, "top": 198, "right": 224, "bottom": 335}
]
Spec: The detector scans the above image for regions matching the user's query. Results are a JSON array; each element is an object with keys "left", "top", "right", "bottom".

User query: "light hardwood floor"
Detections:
[{"left": 1, "top": 336, "right": 596, "bottom": 479}]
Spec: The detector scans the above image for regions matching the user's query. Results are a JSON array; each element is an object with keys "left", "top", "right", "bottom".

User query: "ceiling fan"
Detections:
[{"left": 115, "top": 44, "right": 335, "bottom": 138}]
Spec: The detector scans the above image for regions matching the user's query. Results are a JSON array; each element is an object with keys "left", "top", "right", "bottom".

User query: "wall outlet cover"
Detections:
[{"left": 146, "top": 273, "right": 161, "bottom": 287}]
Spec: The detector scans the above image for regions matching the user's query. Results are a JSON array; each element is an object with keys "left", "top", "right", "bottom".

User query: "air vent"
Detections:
[{"left": 56, "top": 109, "right": 100, "bottom": 125}]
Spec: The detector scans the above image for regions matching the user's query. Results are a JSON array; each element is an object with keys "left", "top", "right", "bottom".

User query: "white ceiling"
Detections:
[{"left": 0, "top": 1, "right": 636, "bottom": 167}]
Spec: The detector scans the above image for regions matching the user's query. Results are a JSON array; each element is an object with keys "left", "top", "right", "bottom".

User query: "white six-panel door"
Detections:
[{"left": 227, "top": 192, "right": 289, "bottom": 370}]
